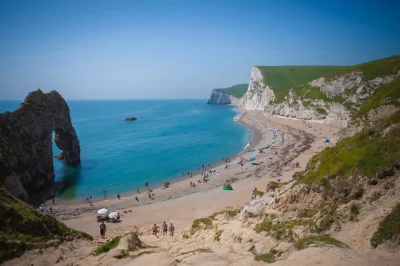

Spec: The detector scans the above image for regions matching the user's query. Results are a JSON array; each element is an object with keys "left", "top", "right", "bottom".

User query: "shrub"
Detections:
[
  {"left": 254, "top": 252, "right": 275, "bottom": 263},
  {"left": 213, "top": 230, "right": 223, "bottom": 242},
  {"left": 349, "top": 204, "right": 359, "bottom": 221},
  {"left": 298, "top": 208, "right": 318, "bottom": 218},
  {"left": 92, "top": 236, "right": 121, "bottom": 256},
  {"left": 296, "top": 235, "right": 348, "bottom": 250},
  {"left": 371, "top": 203, "right": 400, "bottom": 248}
]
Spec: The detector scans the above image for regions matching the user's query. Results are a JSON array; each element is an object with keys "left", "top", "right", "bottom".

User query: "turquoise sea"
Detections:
[{"left": 0, "top": 100, "right": 250, "bottom": 200}]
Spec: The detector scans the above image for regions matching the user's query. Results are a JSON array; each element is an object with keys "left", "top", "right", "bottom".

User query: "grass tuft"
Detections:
[
  {"left": 296, "top": 235, "right": 349, "bottom": 250},
  {"left": 92, "top": 236, "right": 121, "bottom": 256},
  {"left": 371, "top": 203, "right": 400, "bottom": 248},
  {"left": 254, "top": 252, "right": 275, "bottom": 263}
]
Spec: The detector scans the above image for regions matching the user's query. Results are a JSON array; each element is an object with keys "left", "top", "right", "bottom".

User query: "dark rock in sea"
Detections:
[
  {"left": 125, "top": 117, "right": 137, "bottom": 121},
  {"left": 0, "top": 89, "right": 80, "bottom": 204}
]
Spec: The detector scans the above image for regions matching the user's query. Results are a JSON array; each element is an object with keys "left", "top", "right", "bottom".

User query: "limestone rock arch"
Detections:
[{"left": 0, "top": 89, "right": 80, "bottom": 203}]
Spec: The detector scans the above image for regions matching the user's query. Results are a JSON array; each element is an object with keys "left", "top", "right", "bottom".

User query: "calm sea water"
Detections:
[{"left": 0, "top": 100, "right": 250, "bottom": 199}]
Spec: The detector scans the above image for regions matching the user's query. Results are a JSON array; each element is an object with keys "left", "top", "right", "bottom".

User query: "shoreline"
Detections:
[
  {"left": 54, "top": 110, "right": 342, "bottom": 240},
  {"left": 54, "top": 109, "right": 264, "bottom": 206}
]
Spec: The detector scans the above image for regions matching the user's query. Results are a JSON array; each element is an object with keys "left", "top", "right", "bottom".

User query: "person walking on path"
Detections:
[
  {"left": 52, "top": 192, "right": 55, "bottom": 205},
  {"left": 162, "top": 222, "right": 168, "bottom": 236},
  {"left": 100, "top": 221, "right": 106, "bottom": 239},
  {"left": 169, "top": 223, "right": 175, "bottom": 237},
  {"left": 152, "top": 224, "right": 158, "bottom": 236}
]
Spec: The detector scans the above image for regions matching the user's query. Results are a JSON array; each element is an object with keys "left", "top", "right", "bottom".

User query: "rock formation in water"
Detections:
[
  {"left": 0, "top": 89, "right": 80, "bottom": 203},
  {"left": 125, "top": 117, "right": 137, "bottom": 121}
]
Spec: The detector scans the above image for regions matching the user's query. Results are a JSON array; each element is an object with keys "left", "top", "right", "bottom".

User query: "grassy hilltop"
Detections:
[{"left": 215, "top": 83, "right": 248, "bottom": 98}]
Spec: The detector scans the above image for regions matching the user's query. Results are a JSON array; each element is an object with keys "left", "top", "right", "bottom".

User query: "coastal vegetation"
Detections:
[
  {"left": 296, "top": 235, "right": 348, "bottom": 250},
  {"left": 323, "top": 55, "right": 400, "bottom": 81},
  {"left": 254, "top": 251, "right": 276, "bottom": 263},
  {"left": 215, "top": 83, "right": 248, "bottom": 98},
  {"left": 371, "top": 203, "right": 400, "bottom": 248},
  {"left": 0, "top": 188, "right": 92, "bottom": 264},
  {"left": 254, "top": 219, "right": 296, "bottom": 241},
  {"left": 298, "top": 112, "right": 400, "bottom": 185},
  {"left": 92, "top": 236, "right": 121, "bottom": 256},
  {"left": 254, "top": 66, "right": 347, "bottom": 102},
  {"left": 353, "top": 76, "right": 400, "bottom": 119}
]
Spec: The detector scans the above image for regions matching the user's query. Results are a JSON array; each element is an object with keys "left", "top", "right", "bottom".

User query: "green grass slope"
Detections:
[
  {"left": 215, "top": 83, "right": 248, "bottom": 98},
  {"left": 353, "top": 76, "right": 400, "bottom": 119},
  {"left": 255, "top": 66, "right": 347, "bottom": 102},
  {"left": 298, "top": 110, "right": 400, "bottom": 185},
  {"left": 0, "top": 188, "right": 93, "bottom": 264}
]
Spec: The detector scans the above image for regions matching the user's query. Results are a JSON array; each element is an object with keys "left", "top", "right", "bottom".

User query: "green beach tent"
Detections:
[{"left": 223, "top": 184, "right": 233, "bottom": 190}]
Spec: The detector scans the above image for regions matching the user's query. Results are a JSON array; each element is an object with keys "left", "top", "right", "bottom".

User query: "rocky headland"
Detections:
[{"left": 0, "top": 89, "right": 80, "bottom": 204}]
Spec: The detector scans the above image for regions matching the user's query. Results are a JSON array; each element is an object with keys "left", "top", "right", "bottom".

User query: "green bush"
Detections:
[
  {"left": 371, "top": 203, "right": 400, "bottom": 248},
  {"left": 296, "top": 235, "right": 348, "bottom": 250},
  {"left": 254, "top": 252, "right": 275, "bottom": 263},
  {"left": 298, "top": 208, "right": 318, "bottom": 218},
  {"left": 213, "top": 230, "right": 223, "bottom": 242},
  {"left": 349, "top": 204, "right": 360, "bottom": 221},
  {"left": 92, "top": 236, "right": 121, "bottom": 256}
]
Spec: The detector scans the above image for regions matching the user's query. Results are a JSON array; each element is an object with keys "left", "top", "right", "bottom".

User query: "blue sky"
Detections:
[{"left": 0, "top": 0, "right": 399, "bottom": 100}]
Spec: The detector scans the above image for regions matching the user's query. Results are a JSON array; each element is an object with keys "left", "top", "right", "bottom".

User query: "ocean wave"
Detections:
[
  {"left": 240, "top": 142, "right": 250, "bottom": 153},
  {"left": 233, "top": 113, "right": 243, "bottom": 121}
]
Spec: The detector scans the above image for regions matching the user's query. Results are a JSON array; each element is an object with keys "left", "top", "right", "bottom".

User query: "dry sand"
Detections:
[{"left": 53, "top": 110, "right": 341, "bottom": 239}]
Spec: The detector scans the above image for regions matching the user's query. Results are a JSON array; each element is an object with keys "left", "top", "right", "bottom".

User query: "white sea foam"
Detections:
[
  {"left": 240, "top": 142, "right": 250, "bottom": 153},
  {"left": 233, "top": 111, "right": 243, "bottom": 121}
]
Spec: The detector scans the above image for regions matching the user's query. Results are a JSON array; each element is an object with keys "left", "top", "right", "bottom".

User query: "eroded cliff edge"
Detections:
[
  {"left": 208, "top": 56, "right": 400, "bottom": 128},
  {"left": 207, "top": 84, "right": 247, "bottom": 105},
  {"left": 0, "top": 89, "right": 80, "bottom": 203}
]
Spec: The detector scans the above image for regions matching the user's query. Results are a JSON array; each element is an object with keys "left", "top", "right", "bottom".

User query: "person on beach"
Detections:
[
  {"left": 169, "top": 223, "right": 175, "bottom": 236},
  {"left": 135, "top": 196, "right": 139, "bottom": 201},
  {"left": 152, "top": 224, "right": 158, "bottom": 236},
  {"left": 100, "top": 221, "right": 106, "bottom": 239},
  {"left": 137, "top": 187, "right": 140, "bottom": 194},
  {"left": 104, "top": 193, "right": 107, "bottom": 200},
  {"left": 162, "top": 222, "right": 168, "bottom": 235},
  {"left": 117, "top": 192, "right": 121, "bottom": 200}
]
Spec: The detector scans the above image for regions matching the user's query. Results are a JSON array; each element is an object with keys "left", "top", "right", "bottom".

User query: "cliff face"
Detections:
[
  {"left": 239, "top": 57, "right": 400, "bottom": 127},
  {"left": 207, "top": 89, "right": 235, "bottom": 104},
  {"left": 0, "top": 90, "right": 80, "bottom": 203},
  {"left": 207, "top": 84, "right": 248, "bottom": 105}
]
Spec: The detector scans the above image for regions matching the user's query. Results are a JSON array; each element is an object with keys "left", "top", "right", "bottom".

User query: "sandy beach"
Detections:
[{"left": 52, "top": 110, "right": 342, "bottom": 239}]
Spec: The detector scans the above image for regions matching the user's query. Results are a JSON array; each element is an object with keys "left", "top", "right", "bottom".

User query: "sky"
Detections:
[{"left": 0, "top": 0, "right": 399, "bottom": 100}]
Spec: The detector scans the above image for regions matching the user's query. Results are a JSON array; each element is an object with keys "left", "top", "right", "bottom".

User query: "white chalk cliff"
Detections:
[
  {"left": 238, "top": 67, "right": 400, "bottom": 126},
  {"left": 207, "top": 89, "right": 238, "bottom": 105}
]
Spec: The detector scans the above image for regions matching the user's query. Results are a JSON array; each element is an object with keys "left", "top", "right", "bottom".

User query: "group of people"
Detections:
[
  {"left": 38, "top": 206, "right": 54, "bottom": 214},
  {"left": 152, "top": 222, "right": 175, "bottom": 237},
  {"left": 163, "top": 181, "right": 171, "bottom": 188},
  {"left": 292, "top": 161, "right": 300, "bottom": 168}
]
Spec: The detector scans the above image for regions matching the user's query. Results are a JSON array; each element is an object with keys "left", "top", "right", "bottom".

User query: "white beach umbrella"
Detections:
[
  {"left": 97, "top": 208, "right": 108, "bottom": 215},
  {"left": 108, "top": 212, "right": 118, "bottom": 219}
]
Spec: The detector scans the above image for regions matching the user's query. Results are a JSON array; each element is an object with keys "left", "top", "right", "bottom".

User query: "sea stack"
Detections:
[{"left": 0, "top": 89, "right": 80, "bottom": 203}]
